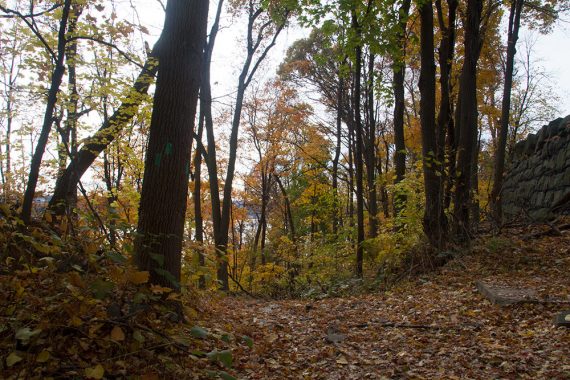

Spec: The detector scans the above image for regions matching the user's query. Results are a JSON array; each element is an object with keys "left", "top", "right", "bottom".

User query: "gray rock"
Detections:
[{"left": 554, "top": 311, "right": 570, "bottom": 328}]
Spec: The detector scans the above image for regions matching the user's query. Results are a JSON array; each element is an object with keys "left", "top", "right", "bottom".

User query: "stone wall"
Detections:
[{"left": 502, "top": 115, "right": 570, "bottom": 221}]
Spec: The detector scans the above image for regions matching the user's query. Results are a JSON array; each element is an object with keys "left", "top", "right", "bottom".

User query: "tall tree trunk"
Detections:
[
  {"left": 275, "top": 174, "right": 295, "bottom": 242},
  {"left": 490, "top": 0, "right": 523, "bottom": 223},
  {"left": 193, "top": 112, "right": 206, "bottom": 289},
  {"left": 194, "top": 0, "right": 223, "bottom": 290},
  {"left": 351, "top": 9, "right": 365, "bottom": 277},
  {"left": 392, "top": 0, "right": 411, "bottom": 217},
  {"left": 21, "top": 0, "right": 72, "bottom": 223},
  {"left": 3, "top": 54, "right": 17, "bottom": 201},
  {"left": 332, "top": 74, "right": 344, "bottom": 235},
  {"left": 435, "top": 0, "right": 458, "bottom": 214},
  {"left": 453, "top": 0, "right": 482, "bottom": 241},
  {"left": 134, "top": 0, "right": 208, "bottom": 288},
  {"left": 205, "top": 5, "right": 287, "bottom": 290},
  {"left": 419, "top": 0, "right": 446, "bottom": 248},
  {"left": 365, "top": 52, "right": 378, "bottom": 238},
  {"left": 58, "top": 4, "right": 82, "bottom": 214}
]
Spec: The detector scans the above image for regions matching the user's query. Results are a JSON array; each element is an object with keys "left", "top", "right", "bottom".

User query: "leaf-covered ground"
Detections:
[
  {"left": 203, "top": 224, "right": 570, "bottom": 379},
  {"left": 1, "top": 218, "right": 569, "bottom": 379}
]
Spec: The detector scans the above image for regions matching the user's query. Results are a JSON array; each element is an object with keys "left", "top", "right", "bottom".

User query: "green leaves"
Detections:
[
  {"left": 207, "top": 349, "right": 233, "bottom": 368},
  {"left": 190, "top": 326, "right": 209, "bottom": 339},
  {"left": 15, "top": 327, "right": 42, "bottom": 345},
  {"left": 89, "top": 278, "right": 115, "bottom": 299},
  {"left": 6, "top": 352, "right": 23, "bottom": 367},
  {"left": 154, "top": 268, "right": 180, "bottom": 289},
  {"left": 242, "top": 335, "right": 254, "bottom": 348}
]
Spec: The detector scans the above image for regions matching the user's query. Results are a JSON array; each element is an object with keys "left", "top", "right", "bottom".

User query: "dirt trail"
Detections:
[{"left": 205, "top": 230, "right": 570, "bottom": 379}]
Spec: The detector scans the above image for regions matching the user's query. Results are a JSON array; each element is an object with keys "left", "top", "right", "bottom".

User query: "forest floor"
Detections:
[
  {"left": 1, "top": 218, "right": 569, "bottom": 379},
  {"left": 201, "top": 222, "right": 570, "bottom": 379}
]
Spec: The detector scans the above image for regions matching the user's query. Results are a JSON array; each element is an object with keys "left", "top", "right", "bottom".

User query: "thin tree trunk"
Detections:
[
  {"left": 453, "top": 0, "right": 482, "bottom": 241},
  {"left": 435, "top": 0, "right": 458, "bottom": 216},
  {"left": 58, "top": 4, "right": 82, "bottom": 214},
  {"left": 21, "top": 0, "right": 72, "bottom": 223},
  {"left": 366, "top": 52, "right": 378, "bottom": 238},
  {"left": 332, "top": 74, "right": 344, "bottom": 235},
  {"left": 351, "top": 9, "right": 365, "bottom": 277},
  {"left": 193, "top": 109, "right": 205, "bottom": 289},
  {"left": 206, "top": 5, "right": 287, "bottom": 290},
  {"left": 275, "top": 174, "right": 295, "bottom": 242},
  {"left": 392, "top": 0, "right": 411, "bottom": 217},
  {"left": 490, "top": 0, "right": 523, "bottom": 223}
]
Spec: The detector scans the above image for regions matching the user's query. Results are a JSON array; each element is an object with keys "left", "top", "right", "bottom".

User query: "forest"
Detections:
[{"left": 1, "top": 0, "right": 569, "bottom": 378}]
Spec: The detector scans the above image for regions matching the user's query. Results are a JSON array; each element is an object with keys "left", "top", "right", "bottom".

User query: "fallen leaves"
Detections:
[
  {"left": 110, "top": 326, "right": 125, "bottom": 341},
  {"left": 6, "top": 352, "right": 22, "bottom": 367},
  {"left": 1, "top": 214, "right": 569, "bottom": 379},
  {"left": 84, "top": 364, "right": 105, "bottom": 379},
  {"left": 203, "top": 222, "right": 570, "bottom": 379}
]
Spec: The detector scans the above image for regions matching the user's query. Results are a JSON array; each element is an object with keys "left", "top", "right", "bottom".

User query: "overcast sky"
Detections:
[
  {"left": 130, "top": 1, "right": 570, "bottom": 118},
  {"left": 526, "top": 22, "right": 570, "bottom": 116}
]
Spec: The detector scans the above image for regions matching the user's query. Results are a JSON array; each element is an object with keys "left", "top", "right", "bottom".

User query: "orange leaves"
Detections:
[{"left": 110, "top": 326, "right": 125, "bottom": 342}]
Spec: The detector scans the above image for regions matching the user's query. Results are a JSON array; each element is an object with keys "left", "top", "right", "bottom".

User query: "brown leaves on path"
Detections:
[{"left": 206, "top": 224, "right": 570, "bottom": 379}]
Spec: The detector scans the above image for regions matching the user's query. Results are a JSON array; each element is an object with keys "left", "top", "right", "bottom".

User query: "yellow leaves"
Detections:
[
  {"left": 6, "top": 352, "right": 23, "bottom": 367},
  {"left": 127, "top": 270, "right": 149, "bottom": 285},
  {"left": 150, "top": 284, "right": 172, "bottom": 294},
  {"left": 85, "top": 364, "right": 105, "bottom": 379},
  {"left": 335, "top": 355, "right": 349, "bottom": 365},
  {"left": 83, "top": 242, "right": 100, "bottom": 256},
  {"left": 110, "top": 326, "right": 125, "bottom": 342},
  {"left": 70, "top": 315, "right": 83, "bottom": 327},
  {"left": 109, "top": 268, "right": 149, "bottom": 287},
  {"left": 67, "top": 271, "right": 85, "bottom": 288},
  {"left": 36, "top": 350, "right": 50, "bottom": 363}
]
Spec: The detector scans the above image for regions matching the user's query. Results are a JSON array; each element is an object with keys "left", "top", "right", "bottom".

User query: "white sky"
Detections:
[
  {"left": 526, "top": 22, "right": 570, "bottom": 116},
  {"left": 133, "top": 1, "right": 570, "bottom": 118}
]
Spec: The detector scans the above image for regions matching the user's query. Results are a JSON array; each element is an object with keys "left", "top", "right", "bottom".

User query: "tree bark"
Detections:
[
  {"left": 351, "top": 9, "right": 365, "bottom": 277},
  {"left": 134, "top": 0, "right": 208, "bottom": 288},
  {"left": 193, "top": 111, "right": 206, "bottom": 289},
  {"left": 332, "top": 74, "right": 344, "bottom": 235},
  {"left": 205, "top": 4, "right": 287, "bottom": 290},
  {"left": 435, "top": 0, "right": 458, "bottom": 216},
  {"left": 365, "top": 52, "right": 378, "bottom": 238},
  {"left": 490, "top": 0, "right": 523, "bottom": 223},
  {"left": 453, "top": 0, "right": 482, "bottom": 241},
  {"left": 21, "top": 0, "right": 72, "bottom": 223},
  {"left": 419, "top": 0, "right": 446, "bottom": 248},
  {"left": 392, "top": 0, "right": 411, "bottom": 217},
  {"left": 47, "top": 54, "right": 158, "bottom": 218}
]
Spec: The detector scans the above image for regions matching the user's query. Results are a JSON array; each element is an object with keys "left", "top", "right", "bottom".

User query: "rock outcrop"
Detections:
[{"left": 502, "top": 115, "right": 570, "bottom": 221}]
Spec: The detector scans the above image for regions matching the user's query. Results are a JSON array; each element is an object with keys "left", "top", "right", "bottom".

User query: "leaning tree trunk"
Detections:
[
  {"left": 21, "top": 0, "right": 72, "bottom": 223},
  {"left": 134, "top": 0, "right": 208, "bottom": 288},
  {"left": 47, "top": 54, "right": 158, "bottom": 219}
]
